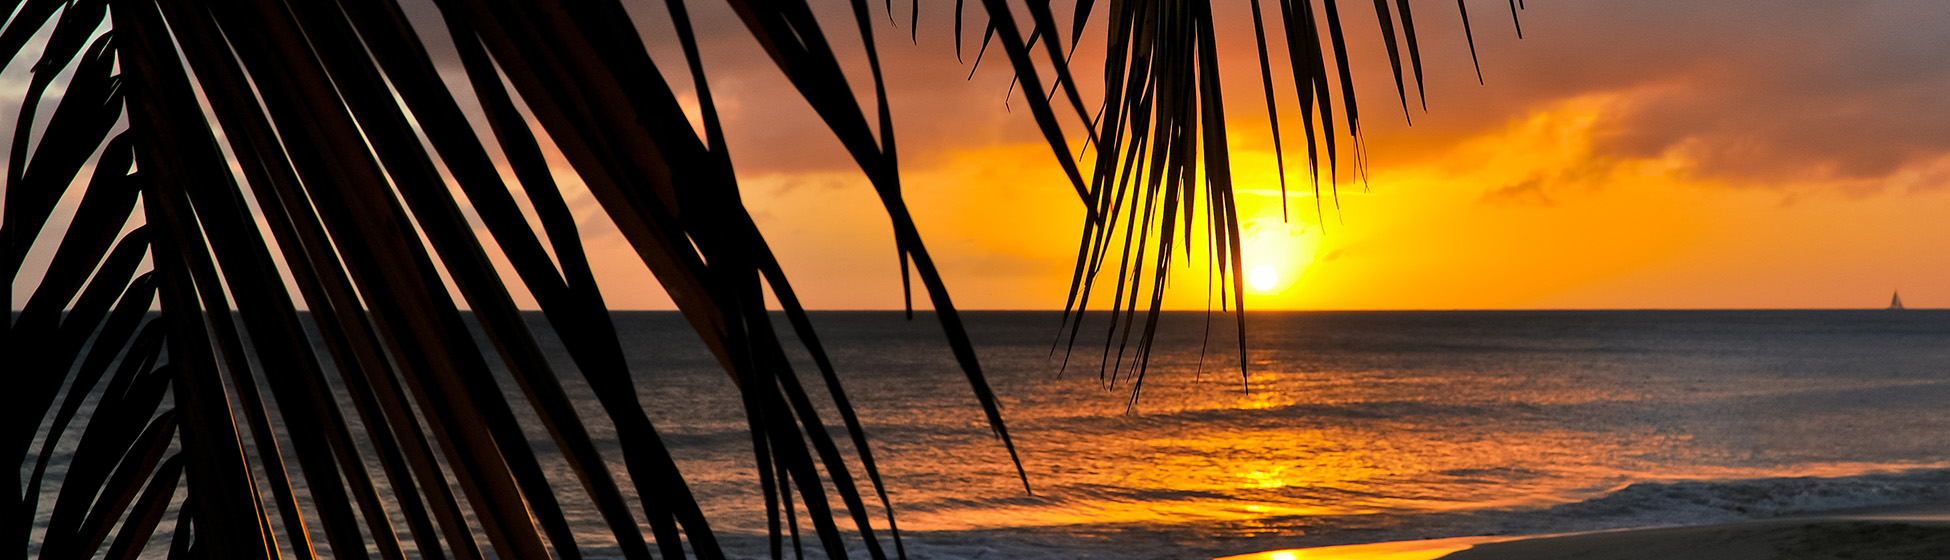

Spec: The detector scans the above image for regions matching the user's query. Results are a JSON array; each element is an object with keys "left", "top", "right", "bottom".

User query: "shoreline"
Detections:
[{"left": 1220, "top": 504, "right": 1950, "bottom": 560}]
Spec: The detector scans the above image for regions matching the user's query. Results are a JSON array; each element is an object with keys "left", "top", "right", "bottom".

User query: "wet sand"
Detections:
[
  {"left": 1443, "top": 518, "right": 1950, "bottom": 560},
  {"left": 1222, "top": 505, "right": 1950, "bottom": 560}
]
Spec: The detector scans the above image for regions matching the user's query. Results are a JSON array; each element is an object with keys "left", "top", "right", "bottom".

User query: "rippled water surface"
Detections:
[
  {"left": 34, "top": 310, "right": 1950, "bottom": 559},
  {"left": 545, "top": 310, "right": 1950, "bottom": 558}
]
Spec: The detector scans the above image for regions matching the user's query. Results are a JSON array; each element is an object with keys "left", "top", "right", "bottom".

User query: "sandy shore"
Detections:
[
  {"left": 1444, "top": 518, "right": 1950, "bottom": 560},
  {"left": 1220, "top": 505, "right": 1950, "bottom": 560}
]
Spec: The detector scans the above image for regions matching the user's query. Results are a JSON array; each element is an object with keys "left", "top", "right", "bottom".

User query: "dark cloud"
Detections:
[
  {"left": 391, "top": 1, "right": 1950, "bottom": 194},
  {"left": 1350, "top": 1, "right": 1950, "bottom": 193},
  {"left": 1481, "top": 178, "right": 1553, "bottom": 207},
  {"left": 607, "top": 0, "right": 1038, "bottom": 176}
]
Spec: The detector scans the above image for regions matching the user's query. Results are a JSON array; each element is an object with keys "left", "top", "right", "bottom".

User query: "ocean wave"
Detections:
[
  {"left": 1494, "top": 467, "right": 1950, "bottom": 532},
  {"left": 595, "top": 467, "right": 1950, "bottom": 559},
  {"left": 912, "top": 467, "right": 1950, "bottom": 559}
]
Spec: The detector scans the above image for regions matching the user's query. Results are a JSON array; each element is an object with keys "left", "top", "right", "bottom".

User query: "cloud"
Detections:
[
  {"left": 1359, "top": 1, "right": 1950, "bottom": 196},
  {"left": 374, "top": 0, "right": 1950, "bottom": 311},
  {"left": 1480, "top": 178, "right": 1552, "bottom": 207},
  {"left": 389, "top": 1, "right": 1950, "bottom": 195}
]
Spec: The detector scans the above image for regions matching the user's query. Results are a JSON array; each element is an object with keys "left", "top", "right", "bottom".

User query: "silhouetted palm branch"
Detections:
[
  {"left": 8, "top": 0, "right": 1515, "bottom": 558},
  {"left": 1009, "top": 0, "right": 1515, "bottom": 402}
]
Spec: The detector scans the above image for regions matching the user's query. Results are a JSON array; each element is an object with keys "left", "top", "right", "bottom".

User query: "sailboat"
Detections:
[{"left": 1889, "top": 290, "right": 1905, "bottom": 310}]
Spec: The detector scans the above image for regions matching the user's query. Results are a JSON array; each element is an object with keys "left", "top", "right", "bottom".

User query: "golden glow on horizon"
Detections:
[
  {"left": 290, "top": 2, "right": 1950, "bottom": 315},
  {"left": 1235, "top": 214, "right": 1318, "bottom": 303},
  {"left": 542, "top": 93, "right": 1950, "bottom": 311}
]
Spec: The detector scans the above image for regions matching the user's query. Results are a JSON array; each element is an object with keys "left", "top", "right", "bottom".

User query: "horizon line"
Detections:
[{"left": 17, "top": 307, "right": 1935, "bottom": 313}]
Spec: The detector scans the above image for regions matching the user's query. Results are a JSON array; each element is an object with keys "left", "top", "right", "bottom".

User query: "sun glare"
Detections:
[
  {"left": 1250, "top": 265, "right": 1279, "bottom": 292},
  {"left": 1231, "top": 215, "right": 1318, "bottom": 303}
]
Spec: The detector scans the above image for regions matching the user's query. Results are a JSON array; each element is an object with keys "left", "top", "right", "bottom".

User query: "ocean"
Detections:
[
  {"left": 567, "top": 310, "right": 1950, "bottom": 559},
  {"left": 30, "top": 310, "right": 1950, "bottom": 559}
]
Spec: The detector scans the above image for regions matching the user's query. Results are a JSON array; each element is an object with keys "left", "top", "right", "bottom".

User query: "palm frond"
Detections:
[
  {"left": 10, "top": 0, "right": 1519, "bottom": 558},
  {"left": 971, "top": 0, "right": 1516, "bottom": 401}
]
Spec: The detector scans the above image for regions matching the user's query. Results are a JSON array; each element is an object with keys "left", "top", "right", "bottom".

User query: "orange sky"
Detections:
[
  {"left": 15, "top": 2, "right": 1949, "bottom": 311},
  {"left": 540, "top": 1, "right": 1950, "bottom": 310}
]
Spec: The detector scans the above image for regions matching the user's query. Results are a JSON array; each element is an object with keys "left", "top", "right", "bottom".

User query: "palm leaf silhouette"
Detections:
[{"left": 9, "top": 0, "right": 1513, "bottom": 557}]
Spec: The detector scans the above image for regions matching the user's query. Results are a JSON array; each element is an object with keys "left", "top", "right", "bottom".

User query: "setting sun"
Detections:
[{"left": 1250, "top": 265, "right": 1279, "bottom": 292}]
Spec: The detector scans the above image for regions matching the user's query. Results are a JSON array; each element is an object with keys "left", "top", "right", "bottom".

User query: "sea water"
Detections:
[
  {"left": 541, "top": 310, "right": 1950, "bottom": 559},
  {"left": 28, "top": 310, "right": 1950, "bottom": 559}
]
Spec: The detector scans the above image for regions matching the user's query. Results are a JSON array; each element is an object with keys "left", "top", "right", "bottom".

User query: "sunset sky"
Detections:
[
  {"left": 547, "top": 1, "right": 1947, "bottom": 311},
  {"left": 17, "top": 2, "right": 1950, "bottom": 311}
]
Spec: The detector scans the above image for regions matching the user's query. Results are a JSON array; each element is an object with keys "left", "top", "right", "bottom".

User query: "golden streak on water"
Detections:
[{"left": 1216, "top": 536, "right": 1517, "bottom": 560}]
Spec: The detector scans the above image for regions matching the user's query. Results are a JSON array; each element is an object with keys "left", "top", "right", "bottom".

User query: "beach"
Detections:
[{"left": 1224, "top": 504, "right": 1950, "bottom": 560}]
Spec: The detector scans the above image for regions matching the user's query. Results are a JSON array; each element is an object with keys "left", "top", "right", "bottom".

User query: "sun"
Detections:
[
  {"left": 1233, "top": 215, "right": 1319, "bottom": 300},
  {"left": 1249, "top": 265, "right": 1279, "bottom": 292}
]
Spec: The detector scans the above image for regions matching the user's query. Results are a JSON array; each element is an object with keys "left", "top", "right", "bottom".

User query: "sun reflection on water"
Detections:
[
  {"left": 1218, "top": 536, "right": 1513, "bottom": 560},
  {"left": 605, "top": 310, "right": 1950, "bottom": 557}
]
